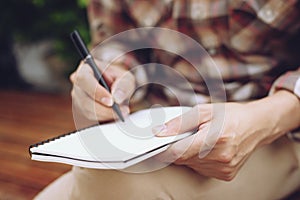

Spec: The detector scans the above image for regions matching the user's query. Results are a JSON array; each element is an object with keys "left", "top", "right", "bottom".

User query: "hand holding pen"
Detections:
[{"left": 70, "top": 30, "right": 135, "bottom": 122}]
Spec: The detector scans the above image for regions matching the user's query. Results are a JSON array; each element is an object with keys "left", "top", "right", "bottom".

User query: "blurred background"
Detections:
[
  {"left": 0, "top": 0, "right": 300, "bottom": 199},
  {"left": 1, "top": 0, "right": 90, "bottom": 92},
  {"left": 0, "top": 0, "right": 89, "bottom": 199}
]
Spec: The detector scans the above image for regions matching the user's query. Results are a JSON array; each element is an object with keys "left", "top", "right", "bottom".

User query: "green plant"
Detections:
[{"left": 0, "top": 0, "right": 90, "bottom": 76}]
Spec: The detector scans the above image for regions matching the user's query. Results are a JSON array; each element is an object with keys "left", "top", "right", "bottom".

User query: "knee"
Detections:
[{"left": 71, "top": 167, "right": 172, "bottom": 200}]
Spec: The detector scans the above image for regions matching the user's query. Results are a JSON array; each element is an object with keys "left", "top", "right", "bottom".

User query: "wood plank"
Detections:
[
  {"left": 0, "top": 101, "right": 74, "bottom": 129},
  {"left": 0, "top": 90, "right": 75, "bottom": 199},
  {"left": 0, "top": 117, "right": 75, "bottom": 142},
  {"left": 0, "top": 141, "right": 70, "bottom": 172},
  {"left": 0, "top": 180, "right": 37, "bottom": 200},
  {"left": 0, "top": 158, "right": 69, "bottom": 189}
]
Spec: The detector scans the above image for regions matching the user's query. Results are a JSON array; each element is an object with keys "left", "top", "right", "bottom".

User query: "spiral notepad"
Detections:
[{"left": 29, "top": 106, "right": 194, "bottom": 169}]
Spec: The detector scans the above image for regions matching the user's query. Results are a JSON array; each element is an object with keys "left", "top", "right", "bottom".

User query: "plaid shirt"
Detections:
[{"left": 87, "top": 0, "right": 300, "bottom": 107}]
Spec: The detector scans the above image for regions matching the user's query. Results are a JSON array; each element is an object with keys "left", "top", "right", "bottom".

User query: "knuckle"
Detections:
[
  {"left": 75, "top": 72, "right": 86, "bottom": 84},
  {"left": 218, "top": 133, "right": 236, "bottom": 144},
  {"left": 75, "top": 67, "right": 91, "bottom": 85},
  {"left": 215, "top": 171, "right": 236, "bottom": 181},
  {"left": 70, "top": 88, "right": 76, "bottom": 98},
  {"left": 222, "top": 174, "right": 235, "bottom": 181},
  {"left": 215, "top": 140, "right": 237, "bottom": 163},
  {"left": 217, "top": 151, "right": 235, "bottom": 163},
  {"left": 219, "top": 165, "right": 238, "bottom": 181},
  {"left": 69, "top": 72, "right": 76, "bottom": 83},
  {"left": 169, "top": 147, "right": 185, "bottom": 162},
  {"left": 219, "top": 166, "right": 234, "bottom": 175}
]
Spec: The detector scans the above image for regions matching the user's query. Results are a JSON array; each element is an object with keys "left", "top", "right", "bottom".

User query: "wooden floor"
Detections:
[{"left": 0, "top": 90, "right": 74, "bottom": 200}]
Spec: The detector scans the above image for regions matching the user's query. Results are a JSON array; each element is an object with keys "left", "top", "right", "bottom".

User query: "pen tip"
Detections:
[
  {"left": 119, "top": 116, "right": 125, "bottom": 122},
  {"left": 112, "top": 103, "right": 125, "bottom": 122}
]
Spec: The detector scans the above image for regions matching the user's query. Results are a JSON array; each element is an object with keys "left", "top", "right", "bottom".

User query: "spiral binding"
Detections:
[{"left": 29, "top": 124, "right": 100, "bottom": 156}]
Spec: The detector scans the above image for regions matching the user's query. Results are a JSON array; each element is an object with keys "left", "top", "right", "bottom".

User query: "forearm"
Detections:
[{"left": 247, "top": 90, "right": 300, "bottom": 145}]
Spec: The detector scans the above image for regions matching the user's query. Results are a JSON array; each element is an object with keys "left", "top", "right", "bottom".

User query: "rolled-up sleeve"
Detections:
[{"left": 270, "top": 67, "right": 300, "bottom": 99}]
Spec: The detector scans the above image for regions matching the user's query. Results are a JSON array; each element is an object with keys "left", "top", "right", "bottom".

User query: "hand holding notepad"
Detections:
[{"left": 29, "top": 106, "right": 195, "bottom": 169}]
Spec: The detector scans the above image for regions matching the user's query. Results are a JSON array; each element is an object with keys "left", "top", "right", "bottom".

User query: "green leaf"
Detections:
[{"left": 77, "top": 0, "right": 88, "bottom": 8}]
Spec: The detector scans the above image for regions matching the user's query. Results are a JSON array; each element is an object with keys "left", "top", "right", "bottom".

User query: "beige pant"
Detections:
[{"left": 35, "top": 136, "right": 300, "bottom": 200}]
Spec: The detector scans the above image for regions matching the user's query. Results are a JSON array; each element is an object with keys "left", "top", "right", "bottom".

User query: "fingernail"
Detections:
[
  {"left": 152, "top": 124, "right": 168, "bottom": 136},
  {"left": 113, "top": 89, "right": 126, "bottom": 104},
  {"left": 101, "top": 97, "right": 113, "bottom": 106},
  {"left": 121, "top": 106, "right": 130, "bottom": 116}
]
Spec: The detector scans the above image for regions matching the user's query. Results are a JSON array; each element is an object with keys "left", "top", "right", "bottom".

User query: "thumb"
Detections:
[
  {"left": 111, "top": 70, "right": 135, "bottom": 104},
  {"left": 153, "top": 105, "right": 204, "bottom": 137}
]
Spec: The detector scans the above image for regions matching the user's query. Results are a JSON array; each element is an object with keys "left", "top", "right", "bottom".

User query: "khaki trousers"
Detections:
[{"left": 35, "top": 136, "right": 300, "bottom": 200}]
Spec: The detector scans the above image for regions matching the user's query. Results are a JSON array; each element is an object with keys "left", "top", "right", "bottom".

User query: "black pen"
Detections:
[{"left": 70, "top": 30, "right": 125, "bottom": 122}]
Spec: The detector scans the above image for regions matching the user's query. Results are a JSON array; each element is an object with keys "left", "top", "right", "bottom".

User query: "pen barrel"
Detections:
[
  {"left": 85, "top": 56, "right": 111, "bottom": 92},
  {"left": 70, "top": 30, "right": 89, "bottom": 58},
  {"left": 112, "top": 103, "right": 125, "bottom": 122},
  {"left": 85, "top": 56, "right": 125, "bottom": 122}
]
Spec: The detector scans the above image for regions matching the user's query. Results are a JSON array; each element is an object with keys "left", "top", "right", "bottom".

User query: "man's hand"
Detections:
[
  {"left": 70, "top": 59, "right": 135, "bottom": 122},
  {"left": 153, "top": 91, "right": 300, "bottom": 181}
]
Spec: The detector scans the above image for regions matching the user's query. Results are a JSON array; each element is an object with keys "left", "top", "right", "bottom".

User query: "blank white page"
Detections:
[{"left": 30, "top": 106, "right": 193, "bottom": 164}]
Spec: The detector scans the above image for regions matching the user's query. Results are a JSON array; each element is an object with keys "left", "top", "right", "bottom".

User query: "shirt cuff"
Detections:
[
  {"left": 269, "top": 68, "right": 300, "bottom": 99},
  {"left": 287, "top": 128, "right": 300, "bottom": 142},
  {"left": 269, "top": 67, "right": 300, "bottom": 142}
]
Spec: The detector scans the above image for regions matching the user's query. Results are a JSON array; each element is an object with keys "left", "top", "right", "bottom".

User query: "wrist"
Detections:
[{"left": 247, "top": 90, "right": 300, "bottom": 145}]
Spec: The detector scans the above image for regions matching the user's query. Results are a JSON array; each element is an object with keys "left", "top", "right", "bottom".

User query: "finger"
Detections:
[
  {"left": 155, "top": 130, "right": 206, "bottom": 163},
  {"left": 189, "top": 154, "right": 249, "bottom": 181},
  {"left": 172, "top": 129, "right": 207, "bottom": 163},
  {"left": 72, "top": 85, "right": 100, "bottom": 121},
  {"left": 111, "top": 68, "right": 135, "bottom": 104},
  {"left": 73, "top": 63, "right": 114, "bottom": 107},
  {"left": 70, "top": 71, "right": 76, "bottom": 83},
  {"left": 199, "top": 131, "right": 238, "bottom": 162},
  {"left": 154, "top": 104, "right": 212, "bottom": 136},
  {"left": 72, "top": 85, "right": 129, "bottom": 121},
  {"left": 189, "top": 166, "right": 231, "bottom": 181},
  {"left": 154, "top": 134, "right": 200, "bottom": 163},
  {"left": 72, "top": 85, "right": 110, "bottom": 121}
]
